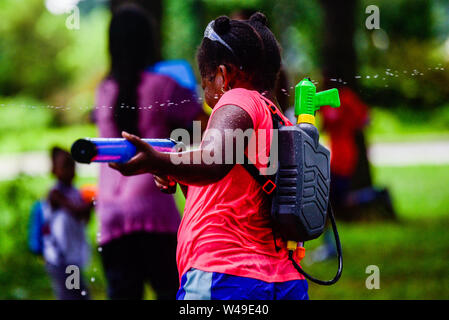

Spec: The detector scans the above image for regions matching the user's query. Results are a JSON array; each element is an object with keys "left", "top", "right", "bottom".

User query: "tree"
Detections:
[{"left": 319, "top": 0, "right": 357, "bottom": 88}]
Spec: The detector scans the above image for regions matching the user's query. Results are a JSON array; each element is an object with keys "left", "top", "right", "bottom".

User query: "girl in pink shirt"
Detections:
[{"left": 110, "top": 13, "right": 308, "bottom": 300}]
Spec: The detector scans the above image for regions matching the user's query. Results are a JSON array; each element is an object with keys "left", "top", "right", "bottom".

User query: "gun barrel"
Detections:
[{"left": 71, "top": 138, "right": 179, "bottom": 164}]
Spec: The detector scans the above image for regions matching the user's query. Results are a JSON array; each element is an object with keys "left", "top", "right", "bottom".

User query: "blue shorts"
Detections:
[{"left": 177, "top": 268, "right": 309, "bottom": 300}]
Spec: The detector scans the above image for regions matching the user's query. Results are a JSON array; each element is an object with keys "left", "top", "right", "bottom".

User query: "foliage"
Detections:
[
  {"left": 357, "top": 0, "right": 449, "bottom": 108},
  {"left": 0, "top": 0, "right": 109, "bottom": 125},
  {"left": 0, "top": 0, "right": 74, "bottom": 99},
  {"left": 0, "top": 96, "right": 96, "bottom": 154}
]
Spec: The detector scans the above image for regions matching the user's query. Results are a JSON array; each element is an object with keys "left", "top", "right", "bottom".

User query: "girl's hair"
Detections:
[
  {"left": 197, "top": 15, "right": 266, "bottom": 90},
  {"left": 246, "top": 12, "right": 282, "bottom": 92},
  {"left": 51, "top": 146, "right": 73, "bottom": 166},
  {"left": 108, "top": 5, "right": 156, "bottom": 136}
]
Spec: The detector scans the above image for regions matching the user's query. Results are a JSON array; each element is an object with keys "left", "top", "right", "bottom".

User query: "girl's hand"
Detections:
[
  {"left": 154, "top": 175, "right": 177, "bottom": 194},
  {"left": 109, "top": 131, "right": 160, "bottom": 176}
]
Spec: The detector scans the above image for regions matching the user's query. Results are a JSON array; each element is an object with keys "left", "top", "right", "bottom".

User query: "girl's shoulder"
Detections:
[{"left": 214, "top": 88, "right": 267, "bottom": 126}]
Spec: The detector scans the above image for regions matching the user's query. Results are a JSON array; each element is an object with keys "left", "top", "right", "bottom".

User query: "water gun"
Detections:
[
  {"left": 295, "top": 78, "right": 340, "bottom": 125},
  {"left": 270, "top": 78, "right": 342, "bottom": 285},
  {"left": 71, "top": 138, "right": 180, "bottom": 164}
]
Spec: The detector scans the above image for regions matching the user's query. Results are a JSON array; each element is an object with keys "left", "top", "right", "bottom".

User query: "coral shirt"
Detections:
[{"left": 177, "top": 88, "right": 305, "bottom": 283}]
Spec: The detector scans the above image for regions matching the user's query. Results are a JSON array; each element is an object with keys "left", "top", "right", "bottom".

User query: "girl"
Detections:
[{"left": 110, "top": 13, "right": 308, "bottom": 300}]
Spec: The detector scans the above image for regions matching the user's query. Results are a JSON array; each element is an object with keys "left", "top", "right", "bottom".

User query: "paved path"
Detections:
[
  {"left": 0, "top": 140, "right": 448, "bottom": 180},
  {"left": 368, "top": 141, "right": 449, "bottom": 166},
  {"left": 0, "top": 151, "right": 98, "bottom": 180}
]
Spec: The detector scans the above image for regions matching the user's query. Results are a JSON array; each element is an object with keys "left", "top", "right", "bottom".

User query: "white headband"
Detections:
[{"left": 204, "top": 20, "right": 235, "bottom": 55}]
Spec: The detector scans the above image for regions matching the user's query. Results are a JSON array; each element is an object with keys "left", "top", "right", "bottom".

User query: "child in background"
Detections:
[{"left": 43, "top": 147, "right": 93, "bottom": 300}]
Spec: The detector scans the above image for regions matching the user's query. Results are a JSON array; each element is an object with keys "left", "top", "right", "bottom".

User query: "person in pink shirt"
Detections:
[
  {"left": 110, "top": 13, "right": 308, "bottom": 300},
  {"left": 95, "top": 5, "right": 202, "bottom": 300}
]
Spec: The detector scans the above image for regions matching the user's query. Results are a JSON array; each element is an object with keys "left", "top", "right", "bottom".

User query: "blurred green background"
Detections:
[{"left": 0, "top": 0, "right": 448, "bottom": 299}]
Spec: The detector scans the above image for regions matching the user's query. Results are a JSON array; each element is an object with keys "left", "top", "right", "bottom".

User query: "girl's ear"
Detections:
[{"left": 218, "top": 64, "right": 231, "bottom": 91}]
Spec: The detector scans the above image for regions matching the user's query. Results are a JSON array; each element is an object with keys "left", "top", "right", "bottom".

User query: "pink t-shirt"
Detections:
[
  {"left": 177, "top": 88, "right": 305, "bottom": 283},
  {"left": 95, "top": 71, "right": 202, "bottom": 245}
]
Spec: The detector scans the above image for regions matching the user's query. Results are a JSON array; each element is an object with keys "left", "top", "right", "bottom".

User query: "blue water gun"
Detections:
[{"left": 71, "top": 138, "right": 180, "bottom": 164}]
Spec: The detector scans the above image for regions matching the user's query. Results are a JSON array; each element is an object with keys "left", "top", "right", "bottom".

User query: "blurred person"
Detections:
[
  {"left": 321, "top": 82, "right": 395, "bottom": 217},
  {"left": 110, "top": 13, "right": 309, "bottom": 300},
  {"left": 94, "top": 4, "right": 203, "bottom": 300},
  {"left": 321, "top": 83, "right": 370, "bottom": 212},
  {"left": 44, "top": 147, "right": 93, "bottom": 300}
]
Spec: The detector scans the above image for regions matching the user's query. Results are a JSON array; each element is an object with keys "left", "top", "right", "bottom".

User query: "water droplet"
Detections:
[
  {"left": 98, "top": 247, "right": 103, "bottom": 252},
  {"left": 81, "top": 291, "right": 87, "bottom": 296}
]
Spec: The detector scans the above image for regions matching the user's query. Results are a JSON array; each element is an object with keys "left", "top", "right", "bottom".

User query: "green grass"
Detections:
[
  {"left": 306, "top": 164, "right": 449, "bottom": 299},
  {"left": 366, "top": 106, "right": 449, "bottom": 143},
  {"left": 0, "top": 164, "right": 448, "bottom": 299},
  {"left": 307, "top": 219, "right": 449, "bottom": 299},
  {"left": 372, "top": 165, "right": 449, "bottom": 219}
]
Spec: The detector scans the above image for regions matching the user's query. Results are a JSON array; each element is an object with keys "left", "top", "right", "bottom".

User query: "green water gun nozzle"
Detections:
[{"left": 295, "top": 78, "right": 341, "bottom": 125}]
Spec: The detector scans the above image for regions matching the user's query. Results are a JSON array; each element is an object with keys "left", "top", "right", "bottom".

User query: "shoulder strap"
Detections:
[{"left": 240, "top": 95, "right": 285, "bottom": 195}]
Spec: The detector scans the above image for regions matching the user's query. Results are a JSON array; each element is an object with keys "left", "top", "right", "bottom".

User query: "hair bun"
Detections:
[
  {"left": 214, "top": 16, "right": 231, "bottom": 34},
  {"left": 249, "top": 12, "right": 267, "bottom": 26}
]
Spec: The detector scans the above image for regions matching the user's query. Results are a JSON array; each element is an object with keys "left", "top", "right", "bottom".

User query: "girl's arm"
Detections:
[
  {"left": 109, "top": 104, "right": 253, "bottom": 186},
  {"left": 48, "top": 189, "right": 92, "bottom": 222}
]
